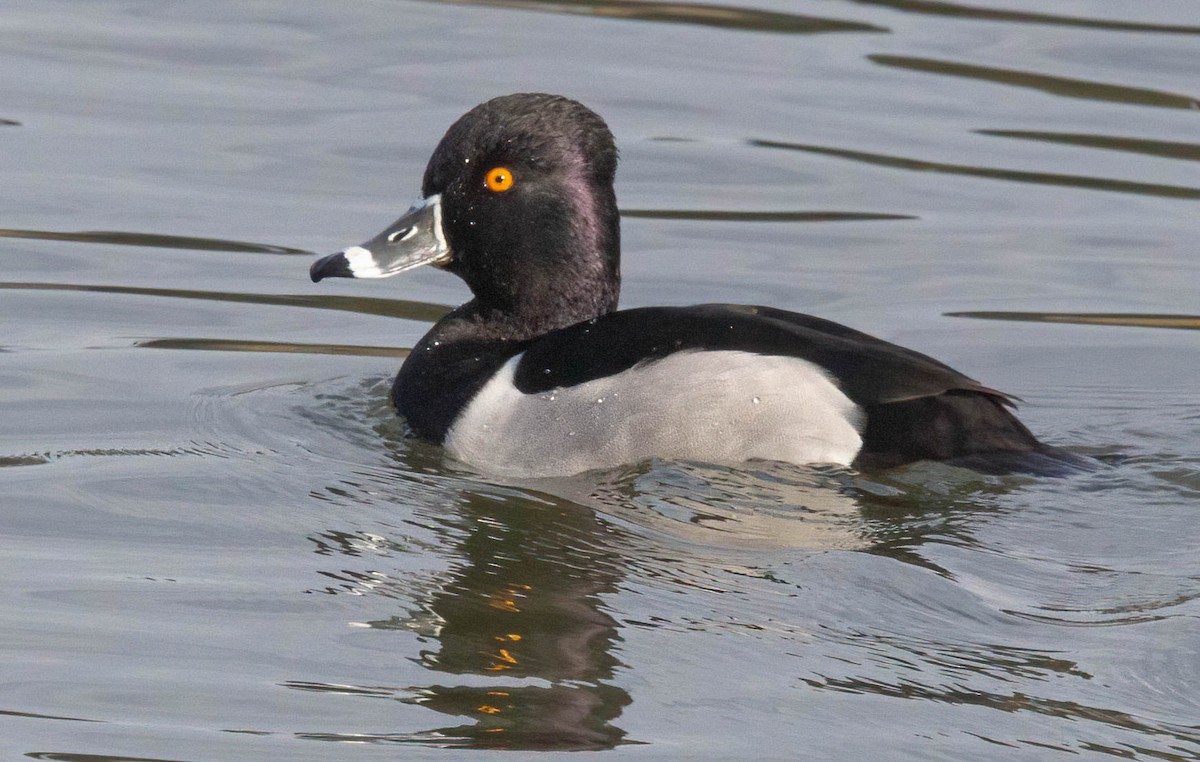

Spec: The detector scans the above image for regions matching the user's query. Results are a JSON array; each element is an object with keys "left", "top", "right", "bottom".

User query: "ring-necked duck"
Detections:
[{"left": 311, "top": 93, "right": 1081, "bottom": 477}]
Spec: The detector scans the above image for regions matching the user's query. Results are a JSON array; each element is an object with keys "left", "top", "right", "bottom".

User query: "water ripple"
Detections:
[
  {"left": 977, "top": 131, "right": 1200, "bottom": 162},
  {"left": 750, "top": 139, "right": 1200, "bottom": 199},
  {"left": 844, "top": 0, "right": 1200, "bottom": 35},
  {"left": 869, "top": 54, "right": 1200, "bottom": 110},
  {"left": 138, "top": 337, "right": 409, "bottom": 357},
  {"left": 0, "top": 282, "right": 450, "bottom": 322},
  {"left": 0, "top": 227, "right": 308, "bottom": 254},
  {"left": 28, "top": 755, "right": 194, "bottom": 762},
  {"left": 0, "top": 708, "right": 102, "bottom": 723},
  {"left": 947, "top": 311, "right": 1200, "bottom": 331},
  {"left": 424, "top": 0, "right": 887, "bottom": 34},
  {"left": 803, "top": 674, "right": 1200, "bottom": 755},
  {"left": 0, "top": 446, "right": 210, "bottom": 468},
  {"left": 621, "top": 209, "right": 915, "bottom": 222}
]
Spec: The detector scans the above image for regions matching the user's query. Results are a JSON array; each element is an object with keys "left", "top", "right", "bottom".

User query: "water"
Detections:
[{"left": 2, "top": 0, "right": 1199, "bottom": 758}]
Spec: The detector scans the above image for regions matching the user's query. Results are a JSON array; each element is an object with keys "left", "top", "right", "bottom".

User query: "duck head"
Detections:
[{"left": 311, "top": 93, "right": 622, "bottom": 331}]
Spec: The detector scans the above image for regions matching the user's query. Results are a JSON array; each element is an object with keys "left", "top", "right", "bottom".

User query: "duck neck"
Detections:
[{"left": 451, "top": 177, "right": 621, "bottom": 342}]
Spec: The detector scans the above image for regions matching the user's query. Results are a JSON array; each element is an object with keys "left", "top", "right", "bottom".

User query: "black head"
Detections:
[{"left": 311, "top": 93, "right": 622, "bottom": 338}]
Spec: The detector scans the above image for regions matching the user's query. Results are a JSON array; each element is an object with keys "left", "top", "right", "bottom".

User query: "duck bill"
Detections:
[{"left": 310, "top": 194, "right": 449, "bottom": 282}]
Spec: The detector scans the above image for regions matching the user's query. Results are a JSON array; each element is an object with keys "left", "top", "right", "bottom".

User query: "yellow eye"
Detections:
[{"left": 485, "top": 167, "right": 514, "bottom": 192}]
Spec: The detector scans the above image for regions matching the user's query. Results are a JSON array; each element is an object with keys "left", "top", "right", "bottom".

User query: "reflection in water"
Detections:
[
  {"left": 868, "top": 54, "right": 1200, "bottom": 111},
  {"left": 842, "top": 0, "right": 1200, "bottom": 35},
  {"left": 426, "top": 0, "right": 885, "bottom": 34},
  {"left": 138, "top": 337, "right": 409, "bottom": 357},
  {"left": 406, "top": 684, "right": 631, "bottom": 751},
  {"left": 293, "top": 450, "right": 873, "bottom": 749},
  {"left": 1, "top": 454, "right": 52, "bottom": 467},
  {"left": 26, "top": 755, "right": 193, "bottom": 762},
  {"left": 947, "top": 311, "right": 1200, "bottom": 331},
  {"left": 805, "top": 674, "right": 1200, "bottom": 752},
  {"left": 267, "top": 374, "right": 1187, "bottom": 753},
  {"left": 305, "top": 486, "right": 634, "bottom": 749},
  {"left": 0, "top": 446, "right": 208, "bottom": 469},
  {"left": 527, "top": 460, "right": 870, "bottom": 551},
  {"left": 855, "top": 465, "right": 1017, "bottom": 576},
  {"left": 0, "top": 708, "right": 102, "bottom": 723},
  {"left": 750, "top": 139, "right": 1200, "bottom": 200},
  {"left": 621, "top": 209, "right": 915, "bottom": 223},
  {"left": 0, "top": 227, "right": 309, "bottom": 254},
  {"left": 386, "top": 492, "right": 631, "bottom": 749},
  {"left": 977, "top": 131, "right": 1200, "bottom": 163},
  {"left": 0, "top": 282, "right": 450, "bottom": 322}
]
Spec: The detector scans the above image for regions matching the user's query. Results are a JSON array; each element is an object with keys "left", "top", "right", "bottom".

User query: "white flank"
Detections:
[{"left": 445, "top": 350, "right": 864, "bottom": 477}]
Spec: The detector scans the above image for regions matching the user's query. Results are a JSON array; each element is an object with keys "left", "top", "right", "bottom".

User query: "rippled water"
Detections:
[{"left": 2, "top": 0, "right": 1198, "bottom": 758}]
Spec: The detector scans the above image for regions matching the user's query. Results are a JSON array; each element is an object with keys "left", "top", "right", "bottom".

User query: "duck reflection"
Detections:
[
  {"left": 369, "top": 488, "right": 632, "bottom": 750},
  {"left": 304, "top": 452, "right": 880, "bottom": 749}
]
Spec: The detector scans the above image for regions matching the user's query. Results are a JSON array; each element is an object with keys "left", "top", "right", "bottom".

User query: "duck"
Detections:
[{"left": 310, "top": 92, "right": 1080, "bottom": 478}]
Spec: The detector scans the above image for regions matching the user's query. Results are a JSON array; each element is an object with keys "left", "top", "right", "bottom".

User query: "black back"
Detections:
[
  {"left": 395, "top": 301, "right": 1065, "bottom": 472},
  {"left": 503, "top": 303, "right": 1051, "bottom": 470}
]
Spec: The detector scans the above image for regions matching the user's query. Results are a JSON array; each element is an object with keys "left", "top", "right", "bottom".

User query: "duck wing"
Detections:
[
  {"left": 512, "top": 304, "right": 1061, "bottom": 471},
  {"left": 513, "top": 303, "right": 1006, "bottom": 406}
]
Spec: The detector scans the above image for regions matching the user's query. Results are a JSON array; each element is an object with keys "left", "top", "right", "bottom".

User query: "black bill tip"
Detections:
[{"left": 310, "top": 252, "right": 353, "bottom": 282}]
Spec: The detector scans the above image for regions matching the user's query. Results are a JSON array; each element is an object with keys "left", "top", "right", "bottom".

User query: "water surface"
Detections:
[{"left": 2, "top": 0, "right": 1198, "bottom": 758}]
